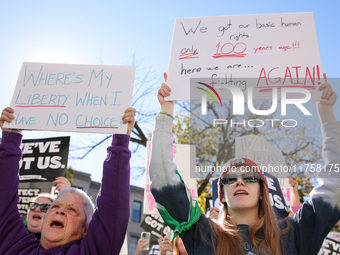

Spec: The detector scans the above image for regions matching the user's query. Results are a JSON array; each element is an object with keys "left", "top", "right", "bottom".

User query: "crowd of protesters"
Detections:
[{"left": 0, "top": 71, "right": 339, "bottom": 255}]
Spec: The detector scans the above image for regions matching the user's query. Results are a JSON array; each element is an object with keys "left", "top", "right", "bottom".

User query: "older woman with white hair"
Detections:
[
  {"left": 25, "top": 178, "right": 71, "bottom": 240},
  {"left": 0, "top": 106, "right": 136, "bottom": 255}
]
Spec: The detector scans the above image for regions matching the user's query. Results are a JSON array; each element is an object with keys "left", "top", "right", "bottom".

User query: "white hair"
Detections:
[{"left": 53, "top": 188, "right": 95, "bottom": 226}]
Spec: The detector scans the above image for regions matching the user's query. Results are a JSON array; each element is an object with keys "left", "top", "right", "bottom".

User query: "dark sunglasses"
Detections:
[
  {"left": 29, "top": 202, "right": 51, "bottom": 213},
  {"left": 220, "top": 172, "right": 261, "bottom": 185}
]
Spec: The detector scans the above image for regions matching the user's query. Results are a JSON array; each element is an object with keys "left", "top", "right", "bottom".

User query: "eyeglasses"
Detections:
[
  {"left": 29, "top": 202, "right": 51, "bottom": 213},
  {"left": 220, "top": 172, "right": 261, "bottom": 185}
]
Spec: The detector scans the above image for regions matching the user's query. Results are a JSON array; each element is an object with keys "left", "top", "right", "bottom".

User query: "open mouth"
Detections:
[
  {"left": 50, "top": 220, "right": 64, "bottom": 228},
  {"left": 234, "top": 190, "right": 248, "bottom": 196},
  {"left": 32, "top": 214, "right": 42, "bottom": 220}
]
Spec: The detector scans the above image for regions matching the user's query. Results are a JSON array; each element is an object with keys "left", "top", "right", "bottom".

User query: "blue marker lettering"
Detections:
[
  {"left": 41, "top": 94, "right": 48, "bottom": 105},
  {"left": 23, "top": 65, "right": 43, "bottom": 87},
  {"left": 38, "top": 73, "right": 48, "bottom": 86},
  {"left": 56, "top": 73, "right": 64, "bottom": 85},
  {"left": 87, "top": 93, "right": 94, "bottom": 106},
  {"left": 106, "top": 74, "right": 113, "bottom": 88},
  {"left": 76, "top": 92, "right": 87, "bottom": 106},
  {"left": 75, "top": 114, "right": 84, "bottom": 127},
  {"left": 15, "top": 90, "right": 26, "bottom": 105},
  {"left": 49, "top": 94, "right": 58, "bottom": 105},
  {"left": 46, "top": 113, "right": 68, "bottom": 126},
  {"left": 74, "top": 74, "right": 83, "bottom": 84},
  {"left": 64, "top": 73, "right": 71, "bottom": 85},
  {"left": 48, "top": 74, "right": 56, "bottom": 85},
  {"left": 88, "top": 69, "right": 103, "bottom": 87},
  {"left": 31, "top": 94, "right": 41, "bottom": 105},
  {"left": 61, "top": 95, "right": 70, "bottom": 106},
  {"left": 109, "top": 91, "right": 123, "bottom": 106}
]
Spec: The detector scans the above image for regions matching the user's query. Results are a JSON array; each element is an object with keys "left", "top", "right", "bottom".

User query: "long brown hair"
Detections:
[{"left": 212, "top": 180, "right": 283, "bottom": 255}]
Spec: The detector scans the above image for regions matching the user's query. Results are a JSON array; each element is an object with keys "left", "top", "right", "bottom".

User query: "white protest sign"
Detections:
[
  {"left": 7, "top": 62, "right": 135, "bottom": 134},
  {"left": 328, "top": 232, "right": 340, "bottom": 242},
  {"left": 144, "top": 142, "right": 197, "bottom": 215},
  {"left": 167, "top": 12, "right": 323, "bottom": 101},
  {"left": 235, "top": 135, "right": 293, "bottom": 206},
  {"left": 235, "top": 134, "right": 287, "bottom": 173},
  {"left": 329, "top": 232, "right": 340, "bottom": 243}
]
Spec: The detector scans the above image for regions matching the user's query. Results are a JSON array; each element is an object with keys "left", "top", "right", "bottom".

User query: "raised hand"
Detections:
[
  {"left": 0, "top": 107, "right": 22, "bottom": 134},
  {"left": 317, "top": 73, "right": 337, "bottom": 124},
  {"left": 122, "top": 107, "right": 136, "bottom": 135},
  {"left": 157, "top": 72, "right": 174, "bottom": 115}
]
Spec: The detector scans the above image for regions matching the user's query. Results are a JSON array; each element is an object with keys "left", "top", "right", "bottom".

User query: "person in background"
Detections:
[
  {"left": 26, "top": 177, "right": 71, "bottom": 239},
  {"left": 133, "top": 238, "right": 150, "bottom": 255},
  {"left": 26, "top": 193, "right": 54, "bottom": 239}
]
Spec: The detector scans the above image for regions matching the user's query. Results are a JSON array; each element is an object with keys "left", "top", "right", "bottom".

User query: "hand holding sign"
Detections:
[
  {"left": 0, "top": 107, "right": 22, "bottom": 134},
  {"left": 122, "top": 107, "right": 136, "bottom": 135}
]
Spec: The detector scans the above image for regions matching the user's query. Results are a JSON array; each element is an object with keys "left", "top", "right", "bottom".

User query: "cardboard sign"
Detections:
[
  {"left": 235, "top": 135, "right": 289, "bottom": 178},
  {"left": 144, "top": 142, "right": 197, "bottom": 214},
  {"left": 167, "top": 12, "right": 323, "bottom": 101},
  {"left": 8, "top": 62, "right": 135, "bottom": 134},
  {"left": 19, "top": 136, "right": 70, "bottom": 182},
  {"left": 235, "top": 135, "right": 293, "bottom": 206}
]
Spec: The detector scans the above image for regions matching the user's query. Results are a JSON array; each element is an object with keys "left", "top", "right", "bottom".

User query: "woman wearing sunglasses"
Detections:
[
  {"left": 149, "top": 73, "right": 340, "bottom": 254},
  {"left": 26, "top": 177, "right": 70, "bottom": 239},
  {"left": 26, "top": 193, "right": 54, "bottom": 239}
]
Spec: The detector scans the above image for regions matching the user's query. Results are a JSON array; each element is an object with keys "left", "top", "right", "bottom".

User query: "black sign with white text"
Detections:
[{"left": 19, "top": 136, "right": 70, "bottom": 182}]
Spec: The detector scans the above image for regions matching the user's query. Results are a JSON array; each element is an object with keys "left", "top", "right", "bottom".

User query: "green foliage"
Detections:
[
  {"left": 331, "top": 222, "right": 340, "bottom": 233},
  {"left": 196, "top": 178, "right": 212, "bottom": 212}
]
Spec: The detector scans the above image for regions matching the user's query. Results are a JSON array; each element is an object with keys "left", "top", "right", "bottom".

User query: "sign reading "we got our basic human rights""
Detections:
[{"left": 167, "top": 12, "right": 324, "bottom": 101}]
